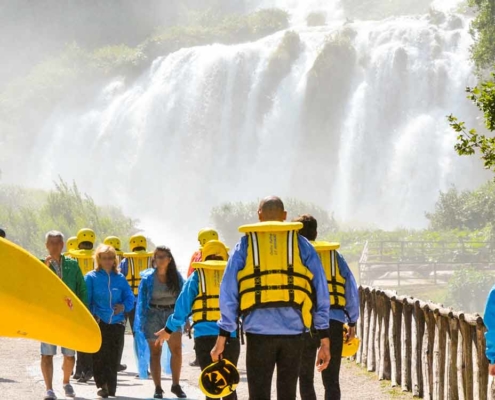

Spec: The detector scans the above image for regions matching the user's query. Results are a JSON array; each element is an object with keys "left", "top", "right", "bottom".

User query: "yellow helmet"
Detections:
[
  {"left": 76, "top": 228, "right": 96, "bottom": 245},
  {"left": 198, "top": 228, "right": 218, "bottom": 246},
  {"left": 342, "top": 324, "right": 360, "bottom": 358},
  {"left": 202, "top": 240, "right": 229, "bottom": 261},
  {"left": 199, "top": 359, "right": 239, "bottom": 399},
  {"left": 104, "top": 236, "right": 122, "bottom": 251},
  {"left": 66, "top": 236, "right": 78, "bottom": 252},
  {"left": 129, "top": 234, "right": 147, "bottom": 251}
]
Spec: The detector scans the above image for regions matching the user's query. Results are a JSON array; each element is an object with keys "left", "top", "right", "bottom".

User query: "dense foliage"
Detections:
[{"left": 0, "top": 179, "right": 139, "bottom": 257}]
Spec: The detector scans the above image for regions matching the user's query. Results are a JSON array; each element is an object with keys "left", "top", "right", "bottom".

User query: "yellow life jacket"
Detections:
[
  {"left": 67, "top": 249, "right": 95, "bottom": 275},
  {"left": 123, "top": 251, "right": 153, "bottom": 294},
  {"left": 237, "top": 221, "right": 314, "bottom": 329},
  {"left": 191, "top": 260, "right": 226, "bottom": 325},
  {"left": 312, "top": 241, "right": 346, "bottom": 309}
]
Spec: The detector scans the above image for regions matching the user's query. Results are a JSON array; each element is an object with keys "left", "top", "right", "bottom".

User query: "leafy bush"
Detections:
[
  {"left": 0, "top": 179, "right": 140, "bottom": 257},
  {"left": 447, "top": 266, "right": 494, "bottom": 313},
  {"left": 426, "top": 182, "right": 495, "bottom": 231},
  {"left": 210, "top": 198, "right": 338, "bottom": 247},
  {"left": 142, "top": 8, "right": 289, "bottom": 60}
]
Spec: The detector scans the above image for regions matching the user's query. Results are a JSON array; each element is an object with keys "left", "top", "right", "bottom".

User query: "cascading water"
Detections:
[{"left": 23, "top": 0, "right": 484, "bottom": 258}]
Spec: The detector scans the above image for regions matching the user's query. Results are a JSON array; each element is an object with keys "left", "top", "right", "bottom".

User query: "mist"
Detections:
[{"left": 0, "top": 0, "right": 485, "bottom": 264}]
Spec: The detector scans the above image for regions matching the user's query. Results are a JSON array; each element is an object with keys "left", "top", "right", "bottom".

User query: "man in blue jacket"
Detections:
[
  {"left": 295, "top": 214, "right": 359, "bottom": 400},
  {"left": 210, "top": 196, "right": 331, "bottom": 400}
]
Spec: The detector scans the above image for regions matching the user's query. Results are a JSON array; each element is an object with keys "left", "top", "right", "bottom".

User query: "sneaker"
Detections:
[
  {"left": 154, "top": 386, "right": 164, "bottom": 399},
  {"left": 189, "top": 358, "right": 200, "bottom": 367},
  {"left": 171, "top": 384, "right": 187, "bottom": 398},
  {"left": 77, "top": 373, "right": 87, "bottom": 383},
  {"left": 44, "top": 389, "right": 57, "bottom": 400},
  {"left": 97, "top": 388, "right": 109, "bottom": 398},
  {"left": 117, "top": 364, "right": 127, "bottom": 372},
  {"left": 73, "top": 372, "right": 81, "bottom": 380},
  {"left": 63, "top": 384, "right": 76, "bottom": 398}
]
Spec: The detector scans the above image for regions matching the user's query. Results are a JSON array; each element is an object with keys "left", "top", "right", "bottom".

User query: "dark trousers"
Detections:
[
  {"left": 75, "top": 351, "right": 93, "bottom": 376},
  {"left": 322, "top": 320, "right": 344, "bottom": 400},
  {"left": 298, "top": 332, "right": 320, "bottom": 400},
  {"left": 195, "top": 335, "right": 241, "bottom": 400},
  {"left": 245, "top": 333, "right": 304, "bottom": 400},
  {"left": 93, "top": 321, "right": 125, "bottom": 395}
]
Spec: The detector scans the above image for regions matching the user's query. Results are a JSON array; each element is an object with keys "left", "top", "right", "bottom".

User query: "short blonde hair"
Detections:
[{"left": 94, "top": 244, "right": 119, "bottom": 273}]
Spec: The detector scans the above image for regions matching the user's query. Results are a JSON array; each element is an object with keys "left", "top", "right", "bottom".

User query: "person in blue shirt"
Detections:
[
  {"left": 295, "top": 214, "right": 359, "bottom": 400},
  {"left": 210, "top": 196, "right": 331, "bottom": 400},
  {"left": 155, "top": 240, "right": 240, "bottom": 400},
  {"left": 85, "top": 244, "right": 134, "bottom": 399},
  {"left": 134, "top": 246, "right": 186, "bottom": 399},
  {"left": 484, "top": 286, "right": 495, "bottom": 377}
]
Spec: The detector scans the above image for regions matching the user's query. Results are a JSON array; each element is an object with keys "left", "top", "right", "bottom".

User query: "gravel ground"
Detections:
[{"left": 0, "top": 335, "right": 412, "bottom": 399}]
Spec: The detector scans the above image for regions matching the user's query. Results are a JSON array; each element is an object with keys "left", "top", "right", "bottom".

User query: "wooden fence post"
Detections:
[
  {"left": 460, "top": 317, "right": 474, "bottom": 400},
  {"left": 362, "top": 288, "right": 371, "bottom": 367},
  {"left": 368, "top": 290, "right": 377, "bottom": 372},
  {"left": 474, "top": 320, "right": 488, "bottom": 400},
  {"left": 357, "top": 286, "right": 365, "bottom": 365},
  {"left": 375, "top": 291, "right": 383, "bottom": 375},
  {"left": 432, "top": 310, "right": 448, "bottom": 400},
  {"left": 423, "top": 307, "right": 435, "bottom": 399},
  {"left": 379, "top": 292, "right": 392, "bottom": 381},
  {"left": 448, "top": 316, "right": 459, "bottom": 400},
  {"left": 401, "top": 299, "right": 413, "bottom": 392},
  {"left": 390, "top": 298, "right": 403, "bottom": 386},
  {"left": 412, "top": 300, "right": 425, "bottom": 397}
]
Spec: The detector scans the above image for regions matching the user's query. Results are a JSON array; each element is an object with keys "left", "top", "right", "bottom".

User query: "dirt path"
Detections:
[{"left": 0, "top": 336, "right": 411, "bottom": 399}]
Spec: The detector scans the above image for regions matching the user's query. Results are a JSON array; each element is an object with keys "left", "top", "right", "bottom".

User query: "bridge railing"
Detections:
[{"left": 356, "top": 285, "right": 494, "bottom": 399}]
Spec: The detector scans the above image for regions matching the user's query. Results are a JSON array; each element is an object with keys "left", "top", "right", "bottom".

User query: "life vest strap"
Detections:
[
  {"left": 327, "top": 280, "right": 345, "bottom": 288},
  {"left": 241, "top": 300, "right": 305, "bottom": 316},
  {"left": 238, "top": 269, "right": 312, "bottom": 286},
  {"left": 239, "top": 284, "right": 313, "bottom": 299},
  {"left": 191, "top": 307, "right": 220, "bottom": 314}
]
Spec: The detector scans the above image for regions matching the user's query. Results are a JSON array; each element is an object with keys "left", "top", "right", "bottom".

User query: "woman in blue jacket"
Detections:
[
  {"left": 85, "top": 244, "right": 134, "bottom": 399},
  {"left": 155, "top": 240, "right": 240, "bottom": 400},
  {"left": 134, "top": 246, "right": 186, "bottom": 399}
]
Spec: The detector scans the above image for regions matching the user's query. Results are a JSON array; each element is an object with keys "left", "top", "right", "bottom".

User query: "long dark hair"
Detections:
[{"left": 153, "top": 246, "right": 181, "bottom": 295}]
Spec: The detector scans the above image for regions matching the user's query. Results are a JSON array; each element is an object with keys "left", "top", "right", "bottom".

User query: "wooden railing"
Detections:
[{"left": 356, "top": 286, "right": 494, "bottom": 399}]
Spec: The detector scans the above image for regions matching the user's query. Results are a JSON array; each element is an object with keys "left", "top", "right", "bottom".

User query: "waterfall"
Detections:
[{"left": 24, "top": 1, "right": 484, "bottom": 258}]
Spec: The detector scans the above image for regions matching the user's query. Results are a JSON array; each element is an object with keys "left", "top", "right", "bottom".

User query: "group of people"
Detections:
[{"left": 32, "top": 195, "right": 361, "bottom": 400}]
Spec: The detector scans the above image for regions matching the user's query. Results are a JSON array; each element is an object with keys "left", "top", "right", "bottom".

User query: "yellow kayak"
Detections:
[{"left": 0, "top": 238, "right": 101, "bottom": 353}]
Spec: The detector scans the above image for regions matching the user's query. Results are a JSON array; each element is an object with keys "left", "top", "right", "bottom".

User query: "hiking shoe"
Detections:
[
  {"left": 189, "top": 358, "right": 200, "bottom": 367},
  {"left": 44, "top": 389, "right": 57, "bottom": 400},
  {"left": 171, "top": 384, "right": 187, "bottom": 398},
  {"left": 63, "top": 384, "right": 76, "bottom": 398},
  {"left": 117, "top": 363, "right": 127, "bottom": 372},
  {"left": 97, "top": 387, "right": 109, "bottom": 398},
  {"left": 154, "top": 385, "right": 164, "bottom": 398}
]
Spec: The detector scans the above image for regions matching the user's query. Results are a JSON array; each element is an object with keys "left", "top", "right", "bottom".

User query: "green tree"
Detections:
[
  {"left": 449, "top": 0, "right": 495, "bottom": 171},
  {"left": 448, "top": 74, "right": 495, "bottom": 171},
  {"left": 469, "top": 0, "right": 495, "bottom": 72},
  {"left": 426, "top": 182, "right": 495, "bottom": 230}
]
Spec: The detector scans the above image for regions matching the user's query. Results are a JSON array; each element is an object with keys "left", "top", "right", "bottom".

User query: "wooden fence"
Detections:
[
  {"left": 356, "top": 286, "right": 495, "bottom": 399},
  {"left": 358, "top": 241, "right": 495, "bottom": 287}
]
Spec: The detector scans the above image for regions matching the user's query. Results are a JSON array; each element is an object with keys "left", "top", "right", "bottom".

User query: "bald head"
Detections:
[{"left": 258, "top": 196, "right": 287, "bottom": 222}]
